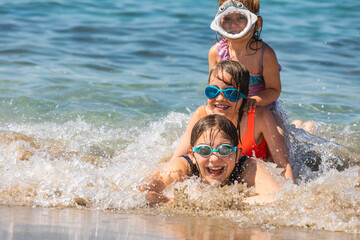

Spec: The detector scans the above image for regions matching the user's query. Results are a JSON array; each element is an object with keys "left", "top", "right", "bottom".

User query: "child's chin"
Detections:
[{"left": 206, "top": 178, "right": 224, "bottom": 186}]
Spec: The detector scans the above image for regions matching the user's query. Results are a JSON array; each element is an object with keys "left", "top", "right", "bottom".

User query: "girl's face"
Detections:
[
  {"left": 208, "top": 70, "right": 241, "bottom": 118},
  {"left": 220, "top": 13, "right": 248, "bottom": 35},
  {"left": 189, "top": 128, "right": 238, "bottom": 185}
]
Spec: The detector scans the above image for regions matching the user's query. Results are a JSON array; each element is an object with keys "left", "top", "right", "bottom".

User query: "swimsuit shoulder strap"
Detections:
[
  {"left": 216, "top": 38, "right": 231, "bottom": 61},
  {"left": 181, "top": 155, "right": 199, "bottom": 177},
  {"left": 258, "top": 43, "right": 282, "bottom": 73},
  {"left": 258, "top": 42, "right": 268, "bottom": 74},
  {"left": 240, "top": 107, "right": 256, "bottom": 144},
  {"left": 227, "top": 155, "right": 249, "bottom": 184}
]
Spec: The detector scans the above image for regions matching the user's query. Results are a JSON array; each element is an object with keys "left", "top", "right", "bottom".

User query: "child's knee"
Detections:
[
  {"left": 291, "top": 120, "right": 303, "bottom": 128},
  {"left": 291, "top": 120, "right": 316, "bottom": 135},
  {"left": 303, "top": 121, "right": 315, "bottom": 134}
]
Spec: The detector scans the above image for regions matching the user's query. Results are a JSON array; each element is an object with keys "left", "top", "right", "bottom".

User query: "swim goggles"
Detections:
[
  {"left": 210, "top": 0, "right": 258, "bottom": 40},
  {"left": 205, "top": 85, "right": 246, "bottom": 102},
  {"left": 192, "top": 144, "right": 238, "bottom": 157}
]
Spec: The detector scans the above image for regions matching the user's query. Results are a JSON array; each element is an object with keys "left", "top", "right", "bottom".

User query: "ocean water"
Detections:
[{"left": 0, "top": 0, "right": 359, "bottom": 234}]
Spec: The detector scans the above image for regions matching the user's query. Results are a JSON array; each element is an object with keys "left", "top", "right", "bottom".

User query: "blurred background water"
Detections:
[{"left": 0, "top": 0, "right": 359, "bottom": 233}]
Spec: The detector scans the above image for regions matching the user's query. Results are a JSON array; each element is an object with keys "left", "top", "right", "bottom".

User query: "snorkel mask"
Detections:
[{"left": 210, "top": 0, "right": 258, "bottom": 40}]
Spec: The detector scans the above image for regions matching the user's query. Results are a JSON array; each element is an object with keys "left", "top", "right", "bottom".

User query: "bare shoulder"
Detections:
[
  {"left": 253, "top": 106, "right": 277, "bottom": 132},
  {"left": 263, "top": 44, "right": 279, "bottom": 63},
  {"left": 190, "top": 106, "right": 205, "bottom": 122},
  {"left": 239, "top": 157, "right": 258, "bottom": 186},
  {"left": 209, "top": 44, "right": 218, "bottom": 55},
  {"left": 209, "top": 44, "right": 220, "bottom": 69},
  {"left": 263, "top": 44, "right": 277, "bottom": 56},
  {"left": 254, "top": 105, "right": 272, "bottom": 119},
  {"left": 168, "top": 156, "right": 192, "bottom": 177},
  {"left": 241, "top": 157, "right": 280, "bottom": 188}
]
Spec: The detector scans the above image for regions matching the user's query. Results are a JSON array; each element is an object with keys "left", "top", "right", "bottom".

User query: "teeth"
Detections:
[
  {"left": 209, "top": 167, "right": 223, "bottom": 170},
  {"left": 215, "top": 104, "right": 229, "bottom": 109}
]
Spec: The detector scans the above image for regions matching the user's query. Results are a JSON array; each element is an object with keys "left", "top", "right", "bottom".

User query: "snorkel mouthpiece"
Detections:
[{"left": 210, "top": 0, "right": 258, "bottom": 40}]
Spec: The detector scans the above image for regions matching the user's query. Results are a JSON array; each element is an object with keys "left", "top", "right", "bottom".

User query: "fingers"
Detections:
[
  {"left": 145, "top": 191, "right": 171, "bottom": 206},
  {"left": 244, "top": 99, "right": 257, "bottom": 113}
]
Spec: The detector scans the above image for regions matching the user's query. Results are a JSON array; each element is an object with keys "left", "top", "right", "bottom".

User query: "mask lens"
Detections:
[
  {"left": 205, "top": 86, "right": 220, "bottom": 99},
  {"left": 220, "top": 13, "right": 248, "bottom": 34}
]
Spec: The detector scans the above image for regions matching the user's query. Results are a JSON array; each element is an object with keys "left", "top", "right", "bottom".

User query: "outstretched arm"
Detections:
[
  {"left": 255, "top": 107, "right": 295, "bottom": 183},
  {"left": 139, "top": 157, "right": 190, "bottom": 205}
]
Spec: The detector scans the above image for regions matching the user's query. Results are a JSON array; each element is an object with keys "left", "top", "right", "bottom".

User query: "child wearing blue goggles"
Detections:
[
  {"left": 140, "top": 114, "right": 282, "bottom": 206},
  {"left": 170, "top": 60, "right": 295, "bottom": 183},
  {"left": 192, "top": 144, "right": 238, "bottom": 157},
  {"left": 205, "top": 85, "right": 246, "bottom": 102}
]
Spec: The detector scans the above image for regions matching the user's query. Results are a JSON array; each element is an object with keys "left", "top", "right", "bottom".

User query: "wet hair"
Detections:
[
  {"left": 190, "top": 114, "right": 239, "bottom": 147},
  {"left": 208, "top": 60, "right": 249, "bottom": 140},
  {"left": 215, "top": 0, "right": 263, "bottom": 51}
]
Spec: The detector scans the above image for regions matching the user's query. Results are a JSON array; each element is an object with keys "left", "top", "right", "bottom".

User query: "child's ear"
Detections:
[
  {"left": 236, "top": 147, "right": 242, "bottom": 162},
  {"left": 188, "top": 148, "right": 193, "bottom": 157},
  {"left": 188, "top": 148, "right": 196, "bottom": 164},
  {"left": 255, "top": 16, "right": 263, "bottom": 32}
]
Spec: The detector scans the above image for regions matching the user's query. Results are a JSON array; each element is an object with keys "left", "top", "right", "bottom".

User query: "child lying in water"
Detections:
[{"left": 140, "top": 114, "right": 282, "bottom": 205}]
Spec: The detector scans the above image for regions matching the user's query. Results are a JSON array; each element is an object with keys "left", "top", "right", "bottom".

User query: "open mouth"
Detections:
[
  {"left": 207, "top": 166, "right": 225, "bottom": 176},
  {"left": 214, "top": 104, "right": 230, "bottom": 111}
]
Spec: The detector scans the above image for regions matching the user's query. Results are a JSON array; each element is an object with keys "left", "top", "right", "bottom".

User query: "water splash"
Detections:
[{"left": 0, "top": 111, "right": 359, "bottom": 233}]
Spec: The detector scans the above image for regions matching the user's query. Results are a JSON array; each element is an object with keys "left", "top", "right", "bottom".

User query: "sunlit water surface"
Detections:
[{"left": 0, "top": 0, "right": 359, "bottom": 233}]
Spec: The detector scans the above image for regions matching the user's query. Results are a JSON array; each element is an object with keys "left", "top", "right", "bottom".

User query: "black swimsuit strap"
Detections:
[
  {"left": 227, "top": 155, "right": 249, "bottom": 184},
  {"left": 181, "top": 155, "right": 199, "bottom": 177}
]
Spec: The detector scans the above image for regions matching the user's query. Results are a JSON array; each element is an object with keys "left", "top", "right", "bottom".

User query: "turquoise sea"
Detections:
[{"left": 0, "top": 0, "right": 359, "bottom": 235}]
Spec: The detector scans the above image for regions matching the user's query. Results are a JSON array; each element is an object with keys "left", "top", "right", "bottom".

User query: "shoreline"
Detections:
[{"left": 1, "top": 205, "right": 359, "bottom": 240}]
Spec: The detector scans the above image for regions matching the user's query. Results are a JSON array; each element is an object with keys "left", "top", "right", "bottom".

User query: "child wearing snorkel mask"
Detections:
[
  {"left": 209, "top": 0, "right": 314, "bottom": 134},
  {"left": 140, "top": 114, "right": 281, "bottom": 205},
  {"left": 171, "top": 60, "right": 295, "bottom": 182}
]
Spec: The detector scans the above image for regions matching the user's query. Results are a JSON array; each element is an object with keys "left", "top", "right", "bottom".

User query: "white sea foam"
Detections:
[{"left": 0, "top": 112, "right": 359, "bottom": 233}]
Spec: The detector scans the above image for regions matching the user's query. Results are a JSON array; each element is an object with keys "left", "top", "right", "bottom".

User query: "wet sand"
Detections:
[{"left": 0, "top": 205, "right": 359, "bottom": 240}]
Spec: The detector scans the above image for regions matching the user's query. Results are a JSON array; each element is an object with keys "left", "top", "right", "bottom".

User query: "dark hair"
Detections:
[
  {"left": 190, "top": 114, "right": 239, "bottom": 147},
  {"left": 208, "top": 60, "right": 249, "bottom": 141}
]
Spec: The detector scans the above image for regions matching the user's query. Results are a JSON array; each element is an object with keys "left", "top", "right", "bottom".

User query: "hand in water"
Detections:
[{"left": 145, "top": 191, "right": 173, "bottom": 206}]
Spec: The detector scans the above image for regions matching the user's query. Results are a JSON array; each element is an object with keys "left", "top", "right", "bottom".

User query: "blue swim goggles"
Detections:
[
  {"left": 205, "top": 86, "right": 246, "bottom": 102},
  {"left": 192, "top": 144, "right": 238, "bottom": 157}
]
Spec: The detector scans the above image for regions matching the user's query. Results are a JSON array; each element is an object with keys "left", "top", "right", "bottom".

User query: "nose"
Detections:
[
  {"left": 208, "top": 153, "right": 221, "bottom": 162},
  {"left": 215, "top": 91, "right": 226, "bottom": 101},
  {"left": 230, "top": 21, "right": 238, "bottom": 27}
]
